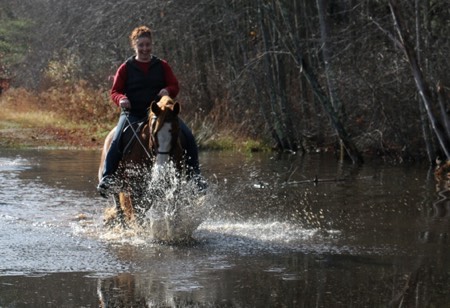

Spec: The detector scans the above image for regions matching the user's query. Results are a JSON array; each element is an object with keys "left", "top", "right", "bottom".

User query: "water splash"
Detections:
[
  {"left": 195, "top": 219, "right": 341, "bottom": 254},
  {"left": 106, "top": 164, "right": 211, "bottom": 244},
  {"left": 0, "top": 155, "right": 32, "bottom": 172},
  {"left": 143, "top": 165, "right": 210, "bottom": 243}
]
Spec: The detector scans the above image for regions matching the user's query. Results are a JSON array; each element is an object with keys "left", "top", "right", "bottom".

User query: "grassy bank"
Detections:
[
  {"left": 0, "top": 105, "right": 108, "bottom": 149},
  {"left": 0, "top": 86, "right": 269, "bottom": 151},
  {"left": 0, "top": 86, "right": 118, "bottom": 149}
]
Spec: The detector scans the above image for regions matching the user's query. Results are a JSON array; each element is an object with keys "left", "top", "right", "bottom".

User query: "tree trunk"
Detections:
[
  {"left": 257, "top": 0, "right": 299, "bottom": 151},
  {"left": 389, "top": 0, "right": 450, "bottom": 160},
  {"left": 316, "top": 0, "right": 339, "bottom": 113},
  {"left": 415, "top": 0, "right": 434, "bottom": 163},
  {"left": 316, "top": 0, "right": 346, "bottom": 160},
  {"left": 300, "top": 56, "right": 363, "bottom": 164}
]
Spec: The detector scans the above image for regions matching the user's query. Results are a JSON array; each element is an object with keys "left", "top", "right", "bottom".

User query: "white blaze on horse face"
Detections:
[{"left": 155, "top": 122, "right": 172, "bottom": 167}]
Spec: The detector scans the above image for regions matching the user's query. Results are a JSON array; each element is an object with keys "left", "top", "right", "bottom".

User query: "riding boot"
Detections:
[
  {"left": 97, "top": 146, "right": 122, "bottom": 198},
  {"left": 179, "top": 119, "right": 208, "bottom": 191}
]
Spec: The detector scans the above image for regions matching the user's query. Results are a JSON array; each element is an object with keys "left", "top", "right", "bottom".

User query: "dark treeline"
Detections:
[{"left": 0, "top": 0, "right": 449, "bottom": 163}]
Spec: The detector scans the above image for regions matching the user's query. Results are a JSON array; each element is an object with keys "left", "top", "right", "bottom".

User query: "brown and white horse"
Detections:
[{"left": 99, "top": 96, "right": 184, "bottom": 226}]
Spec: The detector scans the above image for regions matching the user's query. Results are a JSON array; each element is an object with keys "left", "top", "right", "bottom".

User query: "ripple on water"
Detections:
[
  {"left": 0, "top": 151, "right": 403, "bottom": 278},
  {"left": 0, "top": 155, "right": 128, "bottom": 275},
  {"left": 0, "top": 218, "right": 128, "bottom": 275}
]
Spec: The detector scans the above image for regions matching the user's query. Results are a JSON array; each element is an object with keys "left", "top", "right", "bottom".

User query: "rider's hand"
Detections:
[
  {"left": 119, "top": 98, "right": 131, "bottom": 109},
  {"left": 158, "top": 89, "right": 169, "bottom": 97}
]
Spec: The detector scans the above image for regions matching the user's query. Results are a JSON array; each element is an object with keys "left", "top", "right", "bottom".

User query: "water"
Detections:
[{"left": 0, "top": 149, "right": 449, "bottom": 307}]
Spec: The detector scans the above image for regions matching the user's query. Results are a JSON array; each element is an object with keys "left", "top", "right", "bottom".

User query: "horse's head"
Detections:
[{"left": 149, "top": 96, "right": 182, "bottom": 168}]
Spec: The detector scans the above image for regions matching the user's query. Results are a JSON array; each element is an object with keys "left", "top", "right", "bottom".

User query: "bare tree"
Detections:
[
  {"left": 388, "top": 0, "right": 450, "bottom": 160},
  {"left": 3, "top": 0, "right": 449, "bottom": 161}
]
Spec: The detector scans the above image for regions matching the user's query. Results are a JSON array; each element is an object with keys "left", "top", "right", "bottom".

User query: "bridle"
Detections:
[
  {"left": 122, "top": 98, "right": 180, "bottom": 163},
  {"left": 149, "top": 108, "right": 180, "bottom": 158},
  {"left": 150, "top": 115, "right": 170, "bottom": 155}
]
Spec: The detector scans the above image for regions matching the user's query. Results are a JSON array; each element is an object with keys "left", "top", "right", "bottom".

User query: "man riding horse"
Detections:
[{"left": 97, "top": 25, "right": 205, "bottom": 197}]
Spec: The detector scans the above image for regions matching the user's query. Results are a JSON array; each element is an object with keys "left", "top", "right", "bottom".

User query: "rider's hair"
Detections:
[{"left": 129, "top": 26, "right": 152, "bottom": 47}]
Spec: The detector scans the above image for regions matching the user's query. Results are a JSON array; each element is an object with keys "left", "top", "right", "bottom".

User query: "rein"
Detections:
[
  {"left": 123, "top": 109, "right": 153, "bottom": 160},
  {"left": 123, "top": 97, "right": 180, "bottom": 161}
]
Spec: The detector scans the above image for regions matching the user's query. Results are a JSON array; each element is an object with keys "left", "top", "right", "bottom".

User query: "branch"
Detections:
[{"left": 369, "top": 16, "right": 404, "bottom": 51}]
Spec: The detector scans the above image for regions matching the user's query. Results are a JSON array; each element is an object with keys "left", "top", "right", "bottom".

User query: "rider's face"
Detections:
[{"left": 134, "top": 36, "right": 152, "bottom": 62}]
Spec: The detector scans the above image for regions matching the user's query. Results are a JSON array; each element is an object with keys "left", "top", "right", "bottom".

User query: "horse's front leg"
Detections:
[
  {"left": 114, "top": 193, "right": 129, "bottom": 228},
  {"left": 119, "top": 192, "right": 134, "bottom": 223},
  {"left": 128, "top": 174, "right": 153, "bottom": 225},
  {"left": 103, "top": 193, "right": 130, "bottom": 229}
]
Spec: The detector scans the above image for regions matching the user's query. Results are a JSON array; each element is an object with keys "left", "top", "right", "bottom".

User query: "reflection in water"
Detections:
[{"left": 0, "top": 149, "right": 449, "bottom": 307}]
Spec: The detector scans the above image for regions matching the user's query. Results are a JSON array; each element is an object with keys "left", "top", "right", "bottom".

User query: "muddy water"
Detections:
[{"left": 0, "top": 149, "right": 449, "bottom": 307}]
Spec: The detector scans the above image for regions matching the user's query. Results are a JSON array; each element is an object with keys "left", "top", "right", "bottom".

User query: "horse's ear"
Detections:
[
  {"left": 173, "top": 102, "right": 180, "bottom": 115},
  {"left": 151, "top": 101, "right": 161, "bottom": 115}
]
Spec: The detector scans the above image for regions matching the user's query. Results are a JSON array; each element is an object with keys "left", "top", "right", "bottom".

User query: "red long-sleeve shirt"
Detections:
[{"left": 110, "top": 58, "right": 179, "bottom": 107}]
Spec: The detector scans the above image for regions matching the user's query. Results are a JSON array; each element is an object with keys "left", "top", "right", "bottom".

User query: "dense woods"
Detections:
[{"left": 0, "top": 0, "right": 448, "bottom": 163}]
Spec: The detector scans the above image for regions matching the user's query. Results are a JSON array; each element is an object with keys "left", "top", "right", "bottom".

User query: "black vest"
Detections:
[{"left": 124, "top": 56, "right": 166, "bottom": 116}]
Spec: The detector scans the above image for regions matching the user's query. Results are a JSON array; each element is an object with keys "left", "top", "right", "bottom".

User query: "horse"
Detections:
[{"left": 98, "top": 96, "right": 185, "bottom": 227}]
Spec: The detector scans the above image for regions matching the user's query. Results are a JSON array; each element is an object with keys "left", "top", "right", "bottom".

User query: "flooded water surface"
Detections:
[{"left": 0, "top": 149, "right": 449, "bottom": 307}]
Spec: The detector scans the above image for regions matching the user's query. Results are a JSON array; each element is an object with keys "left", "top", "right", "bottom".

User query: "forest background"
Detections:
[{"left": 0, "top": 0, "right": 448, "bottom": 164}]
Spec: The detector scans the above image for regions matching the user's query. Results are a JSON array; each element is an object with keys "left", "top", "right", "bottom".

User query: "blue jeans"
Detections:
[
  {"left": 100, "top": 112, "right": 200, "bottom": 179},
  {"left": 179, "top": 119, "right": 200, "bottom": 175}
]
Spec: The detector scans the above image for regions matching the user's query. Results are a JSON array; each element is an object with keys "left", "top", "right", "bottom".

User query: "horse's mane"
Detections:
[{"left": 157, "top": 95, "right": 176, "bottom": 109}]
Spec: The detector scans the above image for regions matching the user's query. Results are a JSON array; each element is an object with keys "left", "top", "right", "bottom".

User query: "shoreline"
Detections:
[{"left": 0, "top": 126, "right": 104, "bottom": 150}]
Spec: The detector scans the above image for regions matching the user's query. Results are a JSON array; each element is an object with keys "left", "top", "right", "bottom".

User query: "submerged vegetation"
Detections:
[{"left": 0, "top": 0, "right": 449, "bottom": 160}]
